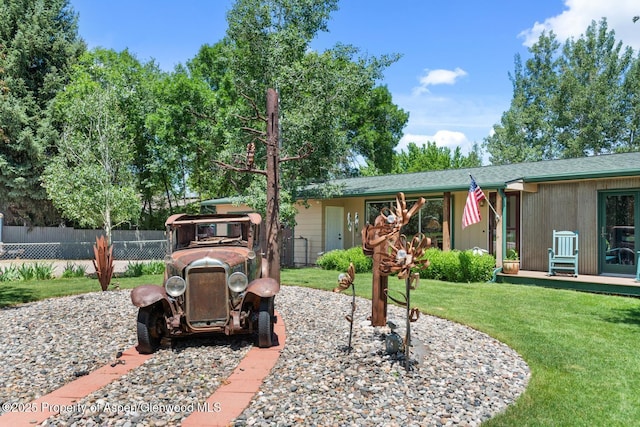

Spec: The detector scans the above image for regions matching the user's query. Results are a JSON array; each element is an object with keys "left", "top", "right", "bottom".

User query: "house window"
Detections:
[{"left": 365, "top": 198, "right": 444, "bottom": 248}]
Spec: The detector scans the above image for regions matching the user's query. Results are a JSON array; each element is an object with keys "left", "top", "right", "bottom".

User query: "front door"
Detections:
[
  {"left": 325, "top": 206, "right": 344, "bottom": 252},
  {"left": 599, "top": 191, "right": 638, "bottom": 275}
]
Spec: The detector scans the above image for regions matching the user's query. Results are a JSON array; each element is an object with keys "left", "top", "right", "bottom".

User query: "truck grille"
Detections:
[{"left": 186, "top": 267, "right": 228, "bottom": 328}]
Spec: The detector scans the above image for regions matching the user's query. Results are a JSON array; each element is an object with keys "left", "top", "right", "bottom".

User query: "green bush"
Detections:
[
  {"left": 316, "top": 247, "right": 372, "bottom": 273},
  {"left": 420, "top": 248, "right": 463, "bottom": 282},
  {"left": 317, "top": 246, "right": 495, "bottom": 283},
  {"left": 0, "top": 265, "right": 20, "bottom": 282},
  {"left": 33, "top": 262, "right": 54, "bottom": 280},
  {"left": 420, "top": 248, "right": 495, "bottom": 283},
  {"left": 124, "top": 261, "right": 146, "bottom": 277},
  {"left": 62, "top": 262, "right": 87, "bottom": 278},
  {"left": 124, "top": 261, "right": 165, "bottom": 277},
  {"left": 142, "top": 261, "right": 165, "bottom": 275},
  {"left": 0, "top": 262, "right": 56, "bottom": 281},
  {"left": 459, "top": 250, "right": 496, "bottom": 282},
  {"left": 17, "top": 264, "right": 35, "bottom": 281}
]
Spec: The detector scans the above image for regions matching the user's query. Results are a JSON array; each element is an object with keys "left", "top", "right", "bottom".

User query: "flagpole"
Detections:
[
  {"left": 469, "top": 173, "right": 501, "bottom": 222},
  {"left": 486, "top": 199, "right": 501, "bottom": 222}
]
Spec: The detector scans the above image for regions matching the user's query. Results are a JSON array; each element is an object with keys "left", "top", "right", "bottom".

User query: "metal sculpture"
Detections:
[
  {"left": 361, "top": 192, "right": 431, "bottom": 369},
  {"left": 334, "top": 262, "right": 356, "bottom": 352},
  {"left": 93, "top": 235, "right": 114, "bottom": 291}
]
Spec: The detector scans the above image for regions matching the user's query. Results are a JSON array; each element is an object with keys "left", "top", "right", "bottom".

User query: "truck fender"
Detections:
[
  {"left": 246, "top": 277, "right": 279, "bottom": 299},
  {"left": 131, "top": 284, "right": 169, "bottom": 308}
]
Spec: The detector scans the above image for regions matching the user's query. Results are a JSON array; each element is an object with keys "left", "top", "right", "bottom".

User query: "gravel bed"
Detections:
[
  {"left": 236, "top": 287, "right": 529, "bottom": 427},
  {"left": 0, "top": 291, "right": 137, "bottom": 404},
  {"left": 0, "top": 286, "right": 529, "bottom": 426}
]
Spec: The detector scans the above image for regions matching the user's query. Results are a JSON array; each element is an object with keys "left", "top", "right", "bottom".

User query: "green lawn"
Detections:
[
  {"left": 2, "top": 268, "right": 640, "bottom": 426},
  {"left": 281, "top": 268, "right": 640, "bottom": 427},
  {"left": 0, "top": 274, "right": 162, "bottom": 307}
]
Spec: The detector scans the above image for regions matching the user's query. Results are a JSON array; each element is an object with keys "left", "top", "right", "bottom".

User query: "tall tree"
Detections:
[
  {"left": 145, "top": 67, "right": 220, "bottom": 219},
  {"left": 392, "top": 141, "right": 482, "bottom": 174},
  {"left": 555, "top": 20, "right": 634, "bottom": 157},
  {"left": 61, "top": 48, "right": 165, "bottom": 228},
  {"left": 204, "top": 0, "right": 399, "bottom": 199},
  {"left": 486, "top": 19, "right": 637, "bottom": 164},
  {"left": 345, "top": 85, "right": 409, "bottom": 174},
  {"left": 201, "top": 0, "right": 401, "bottom": 279},
  {"left": 486, "top": 31, "right": 561, "bottom": 164},
  {"left": 0, "top": 0, "right": 84, "bottom": 225},
  {"left": 42, "top": 87, "right": 139, "bottom": 243}
]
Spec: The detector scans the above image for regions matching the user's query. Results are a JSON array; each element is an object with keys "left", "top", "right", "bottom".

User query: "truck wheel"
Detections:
[
  {"left": 257, "top": 298, "right": 274, "bottom": 348},
  {"left": 136, "top": 304, "right": 164, "bottom": 354}
]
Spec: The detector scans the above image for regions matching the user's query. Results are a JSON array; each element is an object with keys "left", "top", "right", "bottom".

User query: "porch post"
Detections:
[
  {"left": 442, "top": 192, "right": 451, "bottom": 251},
  {"left": 497, "top": 189, "right": 506, "bottom": 266}
]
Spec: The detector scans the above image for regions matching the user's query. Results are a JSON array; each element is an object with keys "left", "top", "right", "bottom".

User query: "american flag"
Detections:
[{"left": 462, "top": 176, "right": 486, "bottom": 229}]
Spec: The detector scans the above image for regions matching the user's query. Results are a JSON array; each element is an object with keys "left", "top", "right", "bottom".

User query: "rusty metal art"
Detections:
[
  {"left": 93, "top": 235, "right": 114, "bottom": 291},
  {"left": 361, "top": 192, "right": 431, "bottom": 370},
  {"left": 334, "top": 262, "right": 356, "bottom": 352}
]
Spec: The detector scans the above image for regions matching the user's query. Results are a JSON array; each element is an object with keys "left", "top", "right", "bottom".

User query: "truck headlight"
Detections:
[
  {"left": 228, "top": 272, "right": 248, "bottom": 293},
  {"left": 165, "top": 275, "right": 186, "bottom": 297}
]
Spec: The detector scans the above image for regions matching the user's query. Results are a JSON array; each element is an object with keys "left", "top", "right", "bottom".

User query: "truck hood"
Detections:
[{"left": 171, "top": 247, "right": 252, "bottom": 271}]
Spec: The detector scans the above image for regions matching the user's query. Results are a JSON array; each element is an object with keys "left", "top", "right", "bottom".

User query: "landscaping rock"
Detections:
[{"left": 0, "top": 286, "right": 529, "bottom": 426}]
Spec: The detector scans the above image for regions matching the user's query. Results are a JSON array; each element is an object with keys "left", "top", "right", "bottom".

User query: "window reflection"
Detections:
[{"left": 365, "top": 199, "right": 444, "bottom": 249}]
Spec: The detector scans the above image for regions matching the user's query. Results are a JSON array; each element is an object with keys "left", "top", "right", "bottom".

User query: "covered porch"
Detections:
[{"left": 496, "top": 270, "right": 640, "bottom": 297}]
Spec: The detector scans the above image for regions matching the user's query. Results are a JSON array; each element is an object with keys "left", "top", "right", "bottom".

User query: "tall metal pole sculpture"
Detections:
[
  {"left": 214, "top": 88, "right": 314, "bottom": 283},
  {"left": 362, "top": 192, "right": 430, "bottom": 369},
  {"left": 362, "top": 213, "right": 390, "bottom": 327},
  {"left": 265, "top": 88, "right": 280, "bottom": 283}
]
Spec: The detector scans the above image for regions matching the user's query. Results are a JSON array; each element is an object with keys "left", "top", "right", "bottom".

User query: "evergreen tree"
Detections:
[
  {"left": 486, "top": 19, "right": 637, "bottom": 164},
  {"left": 0, "top": 0, "right": 84, "bottom": 225}
]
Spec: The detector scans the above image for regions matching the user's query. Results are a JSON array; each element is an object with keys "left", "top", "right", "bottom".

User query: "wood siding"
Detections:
[{"left": 522, "top": 177, "right": 640, "bottom": 275}]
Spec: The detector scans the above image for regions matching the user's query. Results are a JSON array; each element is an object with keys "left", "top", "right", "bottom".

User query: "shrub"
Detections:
[
  {"left": 420, "top": 248, "right": 495, "bottom": 283},
  {"left": 124, "top": 261, "right": 146, "bottom": 277},
  {"left": 17, "top": 264, "right": 35, "bottom": 281},
  {"left": 0, "top": 265, "right": 20, "bottom": 282},
  {"left": 317, "top": 247, "right": 372, "bottom": 273},
  {"left": 317, "top": 246, "right": 495, "bottom": 283},
  {"left": 124, "top": 261, "right": 164, "bottom": 277},
  {"left": 142, "top": 261, "right": 165, "bottom": 275},
  {"left": 62, "top": 262, "right": 87, "bottom": 278},
  {"left": 33, "top": 262, "right": 54, "bottom": 280},
  {"left": 459, "top": 250, "right": 496, "bottom": 282},
  {"left": 420, "top": 248, "right": 463, "bottom": 282}
]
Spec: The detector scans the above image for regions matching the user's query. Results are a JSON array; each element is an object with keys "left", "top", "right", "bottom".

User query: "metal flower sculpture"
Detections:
[
  {"left": 362, "top": 192, "right": 431, "bottom": 370},
  {"left": 380, "top": 234, "right": 431, "bottom": 279},
  {"left": 334, "top": 262, "right": 356, "bottom": 352}
]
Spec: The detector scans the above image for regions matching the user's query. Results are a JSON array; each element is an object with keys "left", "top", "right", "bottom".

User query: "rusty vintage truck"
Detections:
[{"left": 131, "top": 213, "right": 279, "bottom": 353}]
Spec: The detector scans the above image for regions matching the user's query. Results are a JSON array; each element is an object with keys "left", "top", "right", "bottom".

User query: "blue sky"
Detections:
[{"left": 71, "top": 0, "right": 640, "bottom": 158}]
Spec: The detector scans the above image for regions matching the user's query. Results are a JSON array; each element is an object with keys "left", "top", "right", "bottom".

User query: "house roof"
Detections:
[
  {"left": 303, "top": 151, "right": 640, "bottom": 198},
  {"left": 201, "top": 152, "right": 640, "bottom": 205}
]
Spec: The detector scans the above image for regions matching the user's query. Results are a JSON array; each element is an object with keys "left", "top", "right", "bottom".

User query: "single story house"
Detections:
[{"left": 203, "top": 151, "right": 640, "bottom": 279}]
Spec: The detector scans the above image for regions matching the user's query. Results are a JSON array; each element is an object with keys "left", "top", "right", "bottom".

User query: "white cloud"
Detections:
[
  {"left": 397, "top": 130, "right": 470, "bottom": 153},
  {"left": 393, "top": 91, "right": 506, "bottom": 145},
  {"left": 412, "top": 67, "right": 468, "bottom": 96},
  {"left": 519, "top": 0, "right": 640, "bottom": 50}
]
